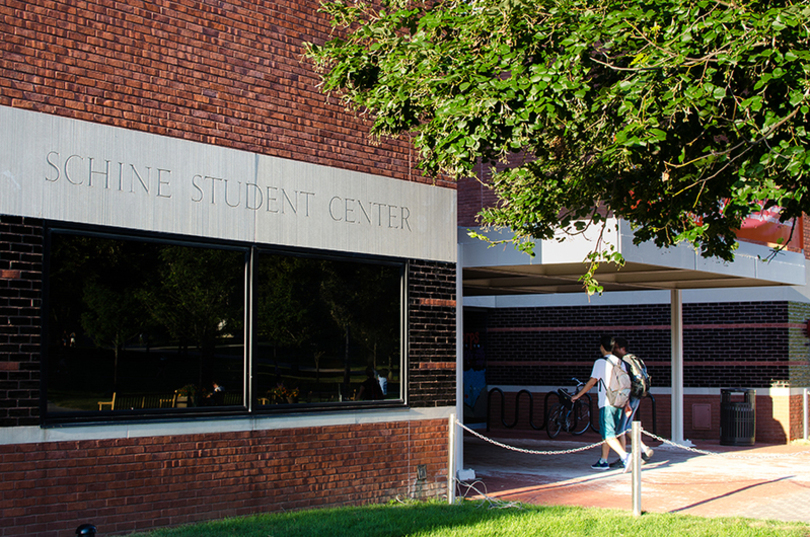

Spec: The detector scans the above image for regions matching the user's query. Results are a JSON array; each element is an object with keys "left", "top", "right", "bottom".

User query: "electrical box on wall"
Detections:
[{"left": 692, "top": 403, "right": 713, "bottom": 430}]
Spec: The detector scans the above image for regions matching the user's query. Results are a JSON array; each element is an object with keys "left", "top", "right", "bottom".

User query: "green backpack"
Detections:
[{"left": 622, "top": 353, "right": 651, "bottom": 398}]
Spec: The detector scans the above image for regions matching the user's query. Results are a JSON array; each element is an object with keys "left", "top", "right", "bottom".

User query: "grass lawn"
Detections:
[{"left": 126, "top": 500, "right": 810, "bottom": 536}]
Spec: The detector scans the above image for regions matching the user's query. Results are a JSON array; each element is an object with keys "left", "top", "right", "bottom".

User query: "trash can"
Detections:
[{"left": 719, "top": 388, "right": 756, "bottom": 446}]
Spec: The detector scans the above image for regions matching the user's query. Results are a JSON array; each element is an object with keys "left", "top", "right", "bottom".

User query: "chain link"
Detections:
[
  {"left": 457, "top": 421, "right": 604, "bottom": 455},
  {"left": 457, "top": 420, "right": 810, "bottom": 461},
  {"left": 640, "top": 429, "right": 810, "bottom": 460}
]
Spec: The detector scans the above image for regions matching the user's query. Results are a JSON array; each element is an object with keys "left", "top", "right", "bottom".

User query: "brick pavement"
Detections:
[{"left": 462, "top": 430, "right": 810, "bottom": 523}]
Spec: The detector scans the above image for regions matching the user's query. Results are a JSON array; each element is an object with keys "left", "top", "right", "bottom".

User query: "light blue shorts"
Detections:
[
  {"left": 599, "top": 405, "right": 624, "bottom": 440},
  {"left": 618, "top": 397, "right": 641, "bottom": 435}
]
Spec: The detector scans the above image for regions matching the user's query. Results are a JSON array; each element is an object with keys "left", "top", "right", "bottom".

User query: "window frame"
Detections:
[{"left": 41, "top": 223, "right": 408, "bottom": 426}]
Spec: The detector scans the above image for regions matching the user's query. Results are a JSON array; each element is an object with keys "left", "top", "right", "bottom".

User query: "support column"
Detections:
[
  {"left": 455, "top": 242, "right": 464, "bottom": 474},
  {"left": 671, "top": 289, "right": 685, "bottom": 444}
]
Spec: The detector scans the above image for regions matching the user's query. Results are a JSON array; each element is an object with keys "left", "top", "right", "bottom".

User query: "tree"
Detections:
[{"left": 307, "top": 0, "right": 810, "bottom": 292}]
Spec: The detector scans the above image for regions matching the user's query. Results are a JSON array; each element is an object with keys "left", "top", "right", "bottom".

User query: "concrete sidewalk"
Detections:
[{"left": 462, "top": 430, "right": 810, "bottom": 523}]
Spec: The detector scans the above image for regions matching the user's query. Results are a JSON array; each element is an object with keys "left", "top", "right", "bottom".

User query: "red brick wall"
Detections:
[
  {"left": 0, "top": 0, "right": 451, "bottom": 188},
  {"left": 476, "top": 302, "right": 803, "bottom": 389},
  {"left": 0, "top": 419, "right": 448, "bottom": 536}
]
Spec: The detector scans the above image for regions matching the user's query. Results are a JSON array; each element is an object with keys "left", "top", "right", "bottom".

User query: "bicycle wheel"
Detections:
[
  {"left": 547, "top": 403, "right": 564, "bottom": 438},
  {"left": 571, "top": 396, "right": 591, "bottom": 435}
]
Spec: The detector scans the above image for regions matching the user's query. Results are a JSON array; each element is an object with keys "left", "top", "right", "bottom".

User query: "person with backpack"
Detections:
[
  {"left": 571, "top": 335, "right": 633, "bottom": 472},
  {"left": 610, "top": 337, "right": 654, "bottom": 467}
]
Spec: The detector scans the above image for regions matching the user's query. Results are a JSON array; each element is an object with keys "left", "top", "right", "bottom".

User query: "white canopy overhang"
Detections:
[{"left": 460, "top": 219, "right": 805, "bottom": 296}]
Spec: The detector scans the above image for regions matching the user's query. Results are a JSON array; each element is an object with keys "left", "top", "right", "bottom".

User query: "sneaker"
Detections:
[
  {"left": 608, "top": 458, "right": 625, "bottom": 468},
  {"left": 591, "top": 459, "right": 610, "bottom": 470},
  {"left": 642, "top": 448, "right": 654, "bottom": 462},
  {"left": 622, "top": 454, "right": 633, "bottom": 474}
]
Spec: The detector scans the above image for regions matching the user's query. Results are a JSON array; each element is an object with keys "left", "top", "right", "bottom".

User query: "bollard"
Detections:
[
  {"left": 76, "top": 524, "right": 97, "bottom": 536},
  {"left": 631, "top": 421, "right": 641, "bottom": 517},
  {"left": 448, "top": 413, "right": 456, "bottom": 504}
]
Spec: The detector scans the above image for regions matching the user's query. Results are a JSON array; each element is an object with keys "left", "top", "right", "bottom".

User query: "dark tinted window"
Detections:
[{"left": 44, "top": 230, "right": 403, "bottom": 420}]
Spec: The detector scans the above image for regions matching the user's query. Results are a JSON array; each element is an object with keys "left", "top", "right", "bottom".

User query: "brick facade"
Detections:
[
  {"left": 0, "top": 0, "right": 454, "bottom": 188},
  {"left": 0, "top": 215, "right": 42, "bottom": 427},
  {"left": 408, "top": 260, "right": 456, "bottom": 408},
  {"left": 0, "top": 1, "right": 458, "bottom": 535},
  {"left": 0, "top": 220, "right": 456, "bottom": 537},
  {"left": 471, "top": 301, "right": 810, "bottom": 443},
  {"left": 476, "top": 302, "right": 806, "bottom": 389},
  {"left": 0, "top": 419, "right": 448, "bottom": 536}
]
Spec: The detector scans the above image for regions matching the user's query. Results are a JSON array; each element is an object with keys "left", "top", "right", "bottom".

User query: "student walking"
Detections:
[
  {"left": 571, "top": 335, "right": 633, "bottom": 471},
  {"left": 610, "top": 336, "right": 654, "bottom": 467}
]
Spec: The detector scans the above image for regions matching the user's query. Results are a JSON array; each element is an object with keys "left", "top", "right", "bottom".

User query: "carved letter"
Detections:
[
  {"left": 344, "top": 198, "right": 355, "bottom": 223},
  {"left": 356, "top": 200, "right": 372, "bottom": 224},
  {"left": 191, "top": 175, "right": 204, "bottom": 202},
  {"left": 88, "top": 158, "right": 110, "bottom": 188},
  {"left": 282, "top": 189, "right": 297, "bottom": 214},
  {"left": 300, "top": 191, "right": 315, "bottom": 217},
  {"left": 246, "top": 183, "right": 262, "bottom": 210},
  {"left": 400, "top": 206, "right": 412, "bottom": 231},
  {"left": 64, "top": 154, "right": 84, "bottom": 185},
  {"left": 224, "top": 179, "right": 241, "bottom": 208},
  {"left": 266, "top": 186, "right": 279, "bottom": 213},
  {"left": 156, "top": 168, "right": 171, "bottom": 198},
  {"left": 387, "top": 204, "right": 398, "bottom": 229},
  {"left": 45, "top": 151, "right": 60, "bottom": 182},
  {"left": 329, "top": 196, "right": 342, "bottom": 221},
  {"left": 130, "top": 165, "right": 150, "bottom": 194}
]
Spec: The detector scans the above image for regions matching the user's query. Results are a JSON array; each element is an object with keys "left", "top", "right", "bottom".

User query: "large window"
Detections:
[{"left": 44, "top": 229, "right": 404, "bottom": 421}]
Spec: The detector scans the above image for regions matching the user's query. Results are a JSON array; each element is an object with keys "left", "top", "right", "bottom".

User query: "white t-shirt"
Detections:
[{"left": 590, "top": 354, "right": 626, "bottom": 408}]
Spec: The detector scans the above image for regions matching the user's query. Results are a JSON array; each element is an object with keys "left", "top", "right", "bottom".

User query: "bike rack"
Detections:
[
  {"left": 486, "top": 388, "right": 655, "bottom": 435},
  {"left": 486, "top": 387, "right": 556, "bottom": 432}
]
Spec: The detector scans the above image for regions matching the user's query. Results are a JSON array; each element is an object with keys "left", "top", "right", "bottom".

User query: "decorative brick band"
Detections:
[
  {"left": 418, "top": 362, "right": 456, "bottom": 370},
  {"left": 418, "top": 298, "right": 457, "bottom": 308},
  {"left": 489, "top": 325, "right": 670, "bottom": 332},
  {"left": 492, "top": 360, "right": 809, "bottom": 367},
  {"left": 489, "top": 322, "right": 803, "bottom": 332}
]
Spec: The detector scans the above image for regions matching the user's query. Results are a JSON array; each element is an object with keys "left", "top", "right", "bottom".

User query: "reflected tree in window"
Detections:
[
  {"left": 45, "top": 231, "right": 402, "bottom": 418},
  {"left": 47, "top": 234, "right": 245, "bottom": 413},
  {"left": 139, "top": 246, "right": 245, "bottom": 405},
  {"left": 254, "top": 252, "right": 401, "bottom": 405}
]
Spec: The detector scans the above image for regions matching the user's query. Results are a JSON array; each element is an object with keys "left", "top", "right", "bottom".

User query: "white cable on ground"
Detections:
[{"left": 455, "top": 477, "right": 523, "bottom": 510}]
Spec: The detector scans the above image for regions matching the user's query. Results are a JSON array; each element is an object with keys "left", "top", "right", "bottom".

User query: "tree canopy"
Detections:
[{"left": 307, "top": 0, "right": 810, "bottom": 292}]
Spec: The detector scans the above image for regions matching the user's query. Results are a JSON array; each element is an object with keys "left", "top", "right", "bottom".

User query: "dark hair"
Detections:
[
  {"left": 600, "top": 335, "right": 615, "bottom": 351},
  {"left": 613, "top": 336, "right": 628, "bottom": 351}
]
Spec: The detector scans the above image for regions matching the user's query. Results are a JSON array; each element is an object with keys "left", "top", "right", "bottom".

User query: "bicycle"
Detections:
[{"left": 546, "top": 377, "right": 594, "bottom": 438}]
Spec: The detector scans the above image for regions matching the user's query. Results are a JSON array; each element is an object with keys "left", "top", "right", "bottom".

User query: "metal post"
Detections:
[
  {"left": 631, "top": 421, "right": 642, "bottom": 517},
  {"left": 671, "top": 289, "right": 685, "bottom": 445},
  {"left": 455, "top": 243, "right": 465, "bottom": 471},
  {"left": 448, "top": 413, "right": 456, "bottom": 504}
]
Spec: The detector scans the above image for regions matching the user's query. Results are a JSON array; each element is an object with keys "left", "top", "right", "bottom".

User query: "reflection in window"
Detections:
[
  {"left": 253, "top": 253, "right": 402, "bottom": 407},
  {"left": 46, "top": 234, "right": 246, "bottom": 413},
  {"left": 44, "top": 230, "right": 404, "bottom": 419}
]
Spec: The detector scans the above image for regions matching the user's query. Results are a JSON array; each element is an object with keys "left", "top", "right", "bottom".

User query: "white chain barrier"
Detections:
[
  {"left": 457, "top": 420, "right": 605, "bottom": 455},
  {"left": 458, "top": 419, "right": 810, "bottom": 460},
  {"left": 641, "top": 429, "right": 810, "bottom": 460}
]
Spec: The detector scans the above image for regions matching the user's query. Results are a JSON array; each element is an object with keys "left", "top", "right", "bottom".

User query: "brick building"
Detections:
[{"left": 0, "top": 2, "right": 456, "bottom": 536}]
